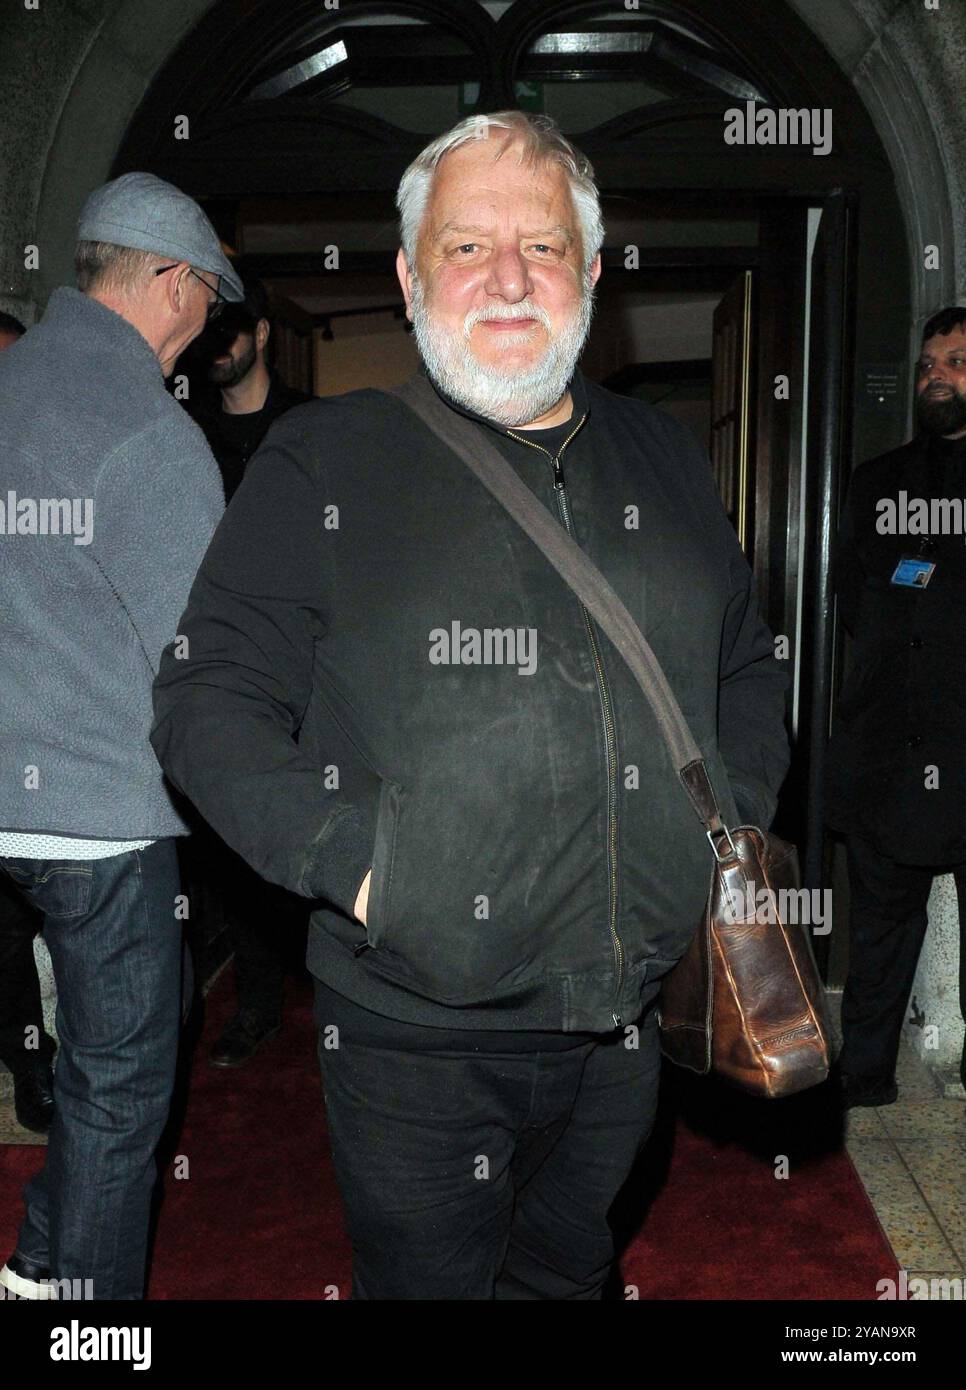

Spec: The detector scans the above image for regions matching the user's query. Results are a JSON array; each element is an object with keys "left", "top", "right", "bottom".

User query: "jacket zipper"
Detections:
[{"left": 505, "top": 415, "right": 625, "bottom": 1029}]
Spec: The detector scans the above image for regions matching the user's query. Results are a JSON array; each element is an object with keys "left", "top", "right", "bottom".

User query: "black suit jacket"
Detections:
[{"left": 826, "top": 431, "right": 966, "bottom": 863}]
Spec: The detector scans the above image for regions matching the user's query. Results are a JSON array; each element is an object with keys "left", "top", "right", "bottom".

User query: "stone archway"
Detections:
[
  {"left": 1, "top": 0, "right": 962, "bottom": 329},
  {"left": 789, "top": 0, "right": 965, "bottom": 328},
  {"left": 0, "top": 0, "right": 216, "bottom": 320}
]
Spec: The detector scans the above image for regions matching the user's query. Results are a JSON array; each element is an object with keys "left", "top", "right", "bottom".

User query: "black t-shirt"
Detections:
[{"left": 194, "top": 374, "right": 312, "bottom": 501}]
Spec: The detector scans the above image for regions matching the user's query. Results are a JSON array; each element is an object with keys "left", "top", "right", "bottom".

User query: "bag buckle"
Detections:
[{"left": 707, "top": 826, "right": 738, "bottom": 862}]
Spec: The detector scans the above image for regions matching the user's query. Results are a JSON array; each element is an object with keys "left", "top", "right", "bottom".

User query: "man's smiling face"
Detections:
[
  {"left": 410, "top": 135, "right": 589, "bottom": 370},
  {"left": 396, "top": 133, "right": 600, "bottom": 426}
]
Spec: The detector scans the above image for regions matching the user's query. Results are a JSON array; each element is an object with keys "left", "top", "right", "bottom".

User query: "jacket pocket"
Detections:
[{"left": 364, "top": 778, "right": 404, "bottom": 946}]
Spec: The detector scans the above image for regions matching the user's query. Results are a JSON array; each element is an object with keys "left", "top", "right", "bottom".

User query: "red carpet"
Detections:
[{"left": 0, "top": 974, "right": 897, "bottom": 1299}]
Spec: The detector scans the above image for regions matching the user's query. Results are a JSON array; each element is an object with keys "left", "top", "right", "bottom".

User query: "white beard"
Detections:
[{"left": 410, "top": 271, "right": 595, "bottom": 427}]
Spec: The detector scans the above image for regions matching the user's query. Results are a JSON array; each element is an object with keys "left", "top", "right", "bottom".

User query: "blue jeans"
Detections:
[{"left": 0, "top": 839, "right": 184, "bottom": 1300}]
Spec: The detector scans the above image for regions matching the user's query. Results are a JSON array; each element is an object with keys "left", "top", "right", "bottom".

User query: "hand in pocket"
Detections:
[{"left": 354, "top": 868, "right": 372, "bottom": 926}]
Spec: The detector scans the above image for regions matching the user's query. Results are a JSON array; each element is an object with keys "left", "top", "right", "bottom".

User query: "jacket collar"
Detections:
[
  {"left": 415, "top": 356, "right": 590, "bottom": 438},
  {"left": 41, "top": 287, "right": 163, "bottom": 378}
]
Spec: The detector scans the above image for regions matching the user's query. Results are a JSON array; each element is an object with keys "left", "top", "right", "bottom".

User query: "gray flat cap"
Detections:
[{"left": 77, "top": 172, "right": 244, "bottom": 301}]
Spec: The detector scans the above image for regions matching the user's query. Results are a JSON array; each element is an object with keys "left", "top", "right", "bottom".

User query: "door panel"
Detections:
[{"left": 710, "top": 270, "right": 754, "bottom": 553}]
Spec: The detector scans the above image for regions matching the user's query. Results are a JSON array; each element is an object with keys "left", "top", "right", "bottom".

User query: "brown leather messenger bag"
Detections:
[{"left": 391, "top": 373, "right": 831, "bottom": 1099}]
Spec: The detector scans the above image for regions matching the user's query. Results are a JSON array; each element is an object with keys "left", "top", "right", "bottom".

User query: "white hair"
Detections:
[
  {"left": 75, "top": 240, "right": 168, "bottom": 297},
  {"left": 396, "top": 110, "right": 605, "bottom": 272}
]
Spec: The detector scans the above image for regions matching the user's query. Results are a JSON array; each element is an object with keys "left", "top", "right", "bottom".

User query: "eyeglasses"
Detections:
[{"left": 152, "top": 263, "right": 228, "bottom": 321}]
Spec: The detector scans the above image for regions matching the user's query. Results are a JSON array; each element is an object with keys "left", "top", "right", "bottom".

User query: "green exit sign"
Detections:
[{"left": 514, "top": 81, "right": 544, "bottom": 112}]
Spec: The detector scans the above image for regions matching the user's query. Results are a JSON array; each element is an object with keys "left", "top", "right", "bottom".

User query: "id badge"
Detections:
[{"left": 891, "top": 556, "right": 936, "bottom": 588}]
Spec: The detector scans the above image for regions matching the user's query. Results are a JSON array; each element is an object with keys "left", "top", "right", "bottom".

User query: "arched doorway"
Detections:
[{"left": 109, "top": 0, "right": 916, "bottom": 957}]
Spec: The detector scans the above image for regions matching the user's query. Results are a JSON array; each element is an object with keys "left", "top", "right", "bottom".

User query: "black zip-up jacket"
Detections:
[{"left": 151, "top": 365, "right": 790, "bottom": 1033}]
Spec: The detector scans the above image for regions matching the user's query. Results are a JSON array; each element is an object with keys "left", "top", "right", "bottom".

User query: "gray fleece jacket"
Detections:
[{"left": 0, "top": 287, "right": 223, "bottom": 840}]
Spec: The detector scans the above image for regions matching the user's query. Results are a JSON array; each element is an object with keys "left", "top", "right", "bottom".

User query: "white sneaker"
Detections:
[{"left": 0, "top": 1257, "right": 56, "bottom": 1299}]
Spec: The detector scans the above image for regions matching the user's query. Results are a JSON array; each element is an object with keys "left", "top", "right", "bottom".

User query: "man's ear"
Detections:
[
  {"left": 396, "top": 248, "right": 415, "bottom": 322},
  {"left": 158, "top": 262, "right": 191, "bottom": 314},
  {"left": 256, "top": 317, "right": 271, "bottom": 354},
  {"left": 174, "top": 263, "right": 194, "bottom": 312},
  {"left": 588, "top": 252, "right": 602, "bottom": 289}
]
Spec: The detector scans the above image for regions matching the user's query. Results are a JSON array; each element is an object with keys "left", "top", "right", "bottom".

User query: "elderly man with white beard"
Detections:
[{"left": 151, "top": 112, "right": 789, "bottom": 1300}]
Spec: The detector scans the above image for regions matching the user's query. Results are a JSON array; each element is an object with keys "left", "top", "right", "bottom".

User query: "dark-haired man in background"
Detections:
[
  {"left": 192, "top": 277, "right": 311, "bottom": 502},
  {"left": 188, "top": 279, "right": 312, "bottom": 1067},
  {"left": 828, "top": 306, "right": 966, "bottom": 1106}
]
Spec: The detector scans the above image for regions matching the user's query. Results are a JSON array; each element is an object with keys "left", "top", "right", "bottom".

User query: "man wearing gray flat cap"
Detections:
[{"left": 0, "top": 172, "right": 238, "bottom": 1300}]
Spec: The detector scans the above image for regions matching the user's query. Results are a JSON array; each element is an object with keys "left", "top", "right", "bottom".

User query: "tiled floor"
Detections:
[
  {"left": 830, "top": 991, "right": 966, "bottom": 1300},
  {"left": 2, "top": 994, "right": 964, "bottom": 1296},
  {"left": 0, "top": 1068, "right": 46, "bottom": 1146}
]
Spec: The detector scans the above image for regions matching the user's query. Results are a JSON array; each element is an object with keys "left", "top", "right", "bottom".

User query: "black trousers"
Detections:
[
  {"left": 226, "top": 872, "right": 287, "bottom": 1022},
  {"left": 840, "top": 834, "right": 966, "bottom": 1084},
  {"left": 0, "top": 872, "right": 55, "bottom": 1073},
  {"left": 184, "top": 827, "right": 305, "bottom": 1023},
  {"left": 315, "top": 984, "right": 662, "bottom": 1300}
]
